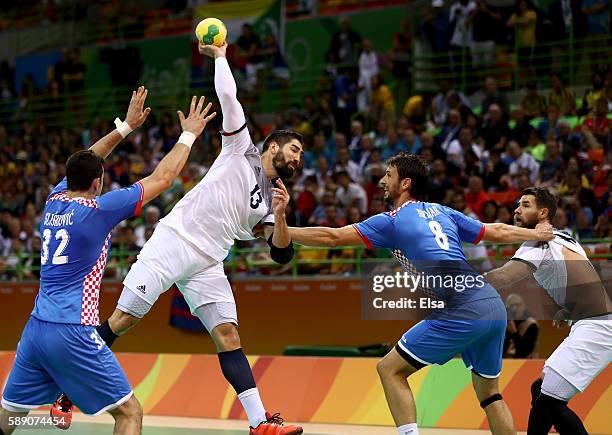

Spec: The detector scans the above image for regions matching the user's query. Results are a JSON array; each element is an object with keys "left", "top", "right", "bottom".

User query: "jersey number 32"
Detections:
[{"left": 41, "top": 228, "right": 70, "bottom": 265}]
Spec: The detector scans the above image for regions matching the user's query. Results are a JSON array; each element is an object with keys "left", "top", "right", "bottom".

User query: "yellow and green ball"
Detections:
[{"left": 195, "top": 18, "right": 227, "bottom": 47}]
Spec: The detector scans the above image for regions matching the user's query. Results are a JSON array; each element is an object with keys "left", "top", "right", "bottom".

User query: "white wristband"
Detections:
[
  {"left": 114, "top": 117, "right": 133, "bottom": 138},
  {"left": 178, "top": 131, "right": 196, "bottom": 149}
]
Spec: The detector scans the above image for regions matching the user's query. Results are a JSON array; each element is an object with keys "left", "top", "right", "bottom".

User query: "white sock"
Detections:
[
  {"left": 238, "top": 388, "right": 267, "bottom": 428},
  {"left": 398, "top": 422, "right": 419, "bottom": 435}
]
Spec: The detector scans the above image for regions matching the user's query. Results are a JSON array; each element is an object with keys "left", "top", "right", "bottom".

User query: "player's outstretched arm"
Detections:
[
  {"left": 89, "top": 86, "right": 151, "bottom": 159},
  {"left": 198, "top": 42, "right": 245, "bottom": 133},
  {"left": 484, "top": 260, "right": 534, "bottom": 289},
  {"left": 289, "top": 225, "right": 365, "bottom": 248},
  {"left": 139, "top": 95, "right": 216, "bottom": 205},
  {"left": 482, "top": 222, "right": 554, "bottom": 243}
]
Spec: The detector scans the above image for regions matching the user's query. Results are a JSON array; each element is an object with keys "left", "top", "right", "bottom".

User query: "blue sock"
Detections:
[{"left": 218, "top": 348, "right": 257, "bottom": 394}]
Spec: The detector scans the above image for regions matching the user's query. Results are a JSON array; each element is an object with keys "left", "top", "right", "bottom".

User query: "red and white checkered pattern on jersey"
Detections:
[
  {"left": 46, "top": 192, "right": 98, "bottom": 209},
  {"left": 386, "top": 199, "right": 417, "bottom": 218},
  {"left": 80, "top": 232, "right": 111, "bottom": 325},
  {"left": 392, "top": 248, "right": 437, "bottom": 299}
]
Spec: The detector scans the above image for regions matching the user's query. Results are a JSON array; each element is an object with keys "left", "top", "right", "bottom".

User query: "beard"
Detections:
[
  {"left": 514, "top": 215, "right": 537, "bottom": 229},
  {"left": 273, "top": 152, "right": 295, "bottom": 178}
]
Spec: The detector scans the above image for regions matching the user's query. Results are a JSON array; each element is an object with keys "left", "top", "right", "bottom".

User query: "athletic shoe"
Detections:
[
  {"left": 249, "top": 412, "right": 303, "bottom": 435},
  {"left": 50, "top": 394, "right": 72, "bottom": 430}
]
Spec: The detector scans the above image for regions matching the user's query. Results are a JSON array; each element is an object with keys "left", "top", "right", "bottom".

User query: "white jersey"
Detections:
[
  {"left": 511, "top": 230, "right": 588, "bottom": 307},
  {"left": 160, "top": 125, "right": 274, "bottom": 262}
]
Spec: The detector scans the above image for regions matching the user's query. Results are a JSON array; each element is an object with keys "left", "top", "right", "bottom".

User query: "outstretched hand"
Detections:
[
  {"left": 272, "top": 178, "right": 290, "bottom": 216},
  {"left": 198, "top": 41, "right": 228, "bottom": 58},
  {"left": 177, "top": 96, "right": 216, "bottom": 137},
  {"left": 125, "top": 86, "right": 152, "bottom": 129}
]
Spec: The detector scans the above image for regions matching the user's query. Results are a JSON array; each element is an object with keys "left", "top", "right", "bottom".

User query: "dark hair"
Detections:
[
  {"left": 262, "top": 130, "right": 304, "bottom": 153},
  {"left": 522, "top": 187, "right": 557, "bottom": 221},
  {"left": 386, "top": 152, "right": 429, "bottom": 200},
  {"left": 65, "top": 150, "right": 104, "bottom": 191}
]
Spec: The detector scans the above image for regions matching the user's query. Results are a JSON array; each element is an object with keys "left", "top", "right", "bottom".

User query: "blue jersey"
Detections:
[
  {"left": 354, "top": 200, "right": 498, "bottom": 304},
  {"left": 32, "top": 178, "right": 144, "bottom": 326}
]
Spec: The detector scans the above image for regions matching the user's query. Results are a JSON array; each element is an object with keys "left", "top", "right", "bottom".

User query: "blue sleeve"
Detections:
[
  {"left": 353, "top": 213, "right": 396, "bottom": 249},
  {"left": 97, "top": 181, "right": 144, "bottom": 226},
  {"left": 50, "top": 177, "right": 68, "bottom": 195},
  {"left": 445, "top": 207, "right": 485, "bottom": 244}
]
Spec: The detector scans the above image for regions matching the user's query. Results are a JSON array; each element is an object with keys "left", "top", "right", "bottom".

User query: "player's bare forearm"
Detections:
[
  {"left": 272, "top": 212, "right": 291, "bottom": 248},
  {"left": 482, "top": 223, "right": 553, "bottom": 243},
  {"left": 484, "top": 260, "right": 533, "bottom": 289},
  {"left": 89, "top": 130, "right": 123, "bottom": 160},
  {"left": 289, "top": 225, "right": 364, "bottom": 248}
]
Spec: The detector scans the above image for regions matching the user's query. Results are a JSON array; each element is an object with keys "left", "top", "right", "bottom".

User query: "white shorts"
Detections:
[
  {"left": 544, "top": 316, "right": 612, "bottom": 391},
  {"left": 123, "top": 223, "right": 234, "bottom": 314}
]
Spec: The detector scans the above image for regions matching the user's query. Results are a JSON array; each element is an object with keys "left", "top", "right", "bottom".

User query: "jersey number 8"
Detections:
[
  {"left": 428, "top": 220, "right": 449, "bottom": 251},
  {"left": 41, "top": 228, "right": 70, "bottom": 265}
]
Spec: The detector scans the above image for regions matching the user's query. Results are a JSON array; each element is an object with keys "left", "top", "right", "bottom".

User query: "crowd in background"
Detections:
[{"left": 0, "top": 1, "right": 611, "bottom": 280}]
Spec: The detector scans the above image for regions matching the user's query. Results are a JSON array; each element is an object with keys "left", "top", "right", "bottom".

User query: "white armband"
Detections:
[
  {"left": 178, "top": 131, "right": 196, "bottom": 149},
  {"left": 114, "top": 117, "right": 133, "bottom": 138}
]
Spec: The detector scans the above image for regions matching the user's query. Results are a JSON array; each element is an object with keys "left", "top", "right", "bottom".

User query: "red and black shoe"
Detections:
[
  {"left": 249, "top": 412, "right": 303, "bottom": 435},
  {"left": 50, "top": 393, "right": 72, "bottom": 430}
]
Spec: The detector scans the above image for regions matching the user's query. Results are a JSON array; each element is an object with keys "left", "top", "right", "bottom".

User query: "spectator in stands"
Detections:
[
  {"left": 482, "top": 200, "right": 499, "bottom": 223},
  {"left": 521, "top": 81, "right": 546, "bottom": 120},
  {"left": 480, "top": 103, "right": 510, "bottom": 151},
  {"left": 450, "top": 188, "right": 478, "bottom": 218},
  {"left": 553, "top": 207, "right": 575, "bottom": 236},
  {"left": 506, "top": 0, "right": 537, "bottom": 78},
  {"left": 548, "top": 72, "right": 576, "bottom": 115},
  {"left": 429, "top": 159, "right": 455, "bottom": 203},
  {"left": 539, "top": 140, "right": 563, "bottom": 185},
  {"left": 333, "top": 67, "right": 359, "bottom": 135},
  {"left": 311, "top": 190, "right": 336, "bottom": 224},
  {"left": 329, "top": 16, "right": 362, "bottom": 66},
  {"left": 388, "top": 19, "right": 412, "bottom": 97},
  {"left": 335, "top": 170, "right": 368, "bottom": 215},
  {"left": 581, "top": 71, "right": 606, "bottom": 115},
  {"left": 319, "top": 204, "right": 346, "bottom": 228},
  {"left": 556, "top": 120, "right": 581, "bottom": 159},
  {"left": 402, "top": 92, "right": 433, "bottom": 133},
  {"left": 235, "top": 23, "right": 264, "bottom": 91},
  {"left": 494, "top": 204, "right": 513, "bottom": 225},
  {"left": 420, "top": 1, "right": 452, "bottom": 75},
  {"left": 446, "top": 126, "right": 482, "bottom": 171},
  {"left": 483, "top": 149, "right": 509, "bottom": 190},
  {"left": 296, "top": 175, "right": 320, "bottom": 226},
  {"left": 334, "top": 146, "right": 361, "bottom": 183},
  {"left": 537, "top": 103, "right": 561, "bottom": 140},
  {"left": 509, "top": 105, "right": 535, "bottom": 146},
  {"left": 449, "top": 0, "right": 476, "bottom": 76},
  {"left": 558, "top": 170, "right": 599, "bottom": 237},
  {"left": 369, "top": 74, "right": 395, "bottom": 124},
  {"left": 436, "top": 107, "right": 461, "bottom": 147},
  {"left": 260, "top": 32, "right": 290, "bottom": 87},
  {"left": 507, "top": 140, "right": 540, "bottom": 184},
  {"left": 357, "top": 39, "right": 378, "bottom": 111},
  {"left": 134, "top": 206, "right": 160, "bottom": 248},
  {"left": 504, "top": 293, "right": 539, "bottom": 358},
  {"left": 466, "top": 175, "right": 491, "bottom": 218},
  {"left": 432, "top": 80, "right": 471, "bottom": 125},
  {"left": 481, "top": 76, "right": 509, "bottom": 117},
  {"left": 581, "top": 97, "right": 610, "bottom": 148},
  {"left": 469, "top": 0, "right": 501, "bottom": 74}
]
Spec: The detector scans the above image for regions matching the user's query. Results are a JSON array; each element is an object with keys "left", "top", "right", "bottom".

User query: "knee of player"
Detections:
[
  {"left": 212, "top": 323, "right": 241, "bottom": 351},
  {"left": 119, "top": 396, "right": 143, "bottom": 420},
  {"left": 376, "top": 357, "right": 396, "bottom": 378}
]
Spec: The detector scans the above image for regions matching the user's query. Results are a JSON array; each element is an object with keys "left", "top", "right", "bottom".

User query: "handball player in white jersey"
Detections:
[
  {"left": 485, "top": 187, "right": 612, "bottom": 435},
  {"left": 78, "top": 42, "right": 302, "bottom": 435}
]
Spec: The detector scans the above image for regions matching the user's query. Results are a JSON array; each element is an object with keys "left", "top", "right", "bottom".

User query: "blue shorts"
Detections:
[
  {"left": 1, "top": 317, "right": 132, "bottom": 415},
  {"left": 397, "top": 297, "right": 507, "bottom": 378}
]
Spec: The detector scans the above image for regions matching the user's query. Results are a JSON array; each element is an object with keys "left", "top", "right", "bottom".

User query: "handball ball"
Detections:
[{"left": 195, "top": 18, "right": 227, "bottom": 47}]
